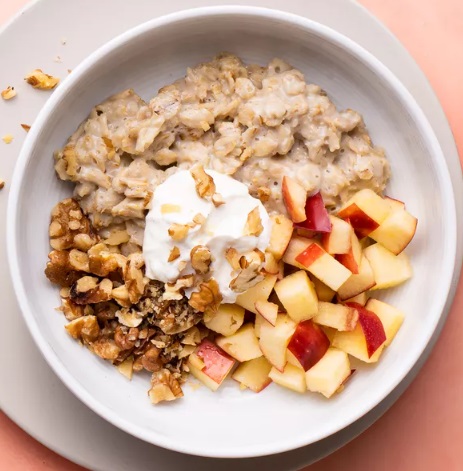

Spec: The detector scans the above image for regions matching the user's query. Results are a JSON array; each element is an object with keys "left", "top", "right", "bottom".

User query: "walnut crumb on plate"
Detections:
[
  {"left": 25, "top": 69, "right": 60, "bottom": 90},
  {"left": 1, "top": 86, "right": 16, "bottom": 100},
  {"left": 2, "top": 134, "right": 13, "bottom": 144}
]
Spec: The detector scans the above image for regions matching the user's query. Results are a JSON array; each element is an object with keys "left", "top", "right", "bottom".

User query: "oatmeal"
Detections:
[{"left": 54, "top": 53, "right": 389, "bottom": 251}]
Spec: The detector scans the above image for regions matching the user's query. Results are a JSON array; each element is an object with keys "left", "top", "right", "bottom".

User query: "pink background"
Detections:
[{"left": 1, "top": 1, "right": 462, "bottom": 470}]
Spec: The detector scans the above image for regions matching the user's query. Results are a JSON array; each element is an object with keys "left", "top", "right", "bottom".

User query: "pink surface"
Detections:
[{"left": 1, "top": 1, "right": 462, "bottom": 470}]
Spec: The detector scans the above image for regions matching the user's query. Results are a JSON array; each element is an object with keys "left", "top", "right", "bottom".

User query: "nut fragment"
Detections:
[
  {"left": 243, "top": 206, "right": 263, "bottom": 236},
  {"left": 45, "top": 250, "right": 82, "bottom": 287},
  {"left": 25, "top": 69, "right": 60, "bottom": 90},
  {"left": 1, "top": 86, "right": 16, "bottom": 100},
  {"left": 20, "top": 124, "right": 31, "bottom": 132},
  {"left": 91, "top": 338, "right": 121, "bottom": 360},
  {"left": 116, "top": 308, "right": 144, "bottom": 328},
  {"left": 2, "top": 134, "right": 13, "bottom": 144},
  {"left": 70, "top": 276, "right": 113, "bottom": 304},
  {"left": 225, "top": 247, "right": 240, "bottom": 270},
  {"left": 65, "top": 315, "right": 100, "bottom": 342},
  {"left": 168, "top": 223, "right": 189, "bottom": 241},
  {"left": 168, "top": 246, "right": 180, "bottom": 262},
  {"left": 148, "top": 369, "right": 183, "bottom": 404},
  {"left": 163, "top": 275, "right": 194, "bottom": 301},
  {"left": 141, "top": 346, "right": 163, "bottom": 372},
  {"left": 230, "top": 249, "right": 265, "bottom": 293},
  {"left": 212, "top": 193, "right": 225, "bottom": 207},
  {"left": 257, "top": 186, "right": 271, "bottom": 203},
  {"left": 60, "top": 298, "right": 93, "bottom": 321},
  {"left": 190, "top": 245, "right": 212, "bottom": 274},
  {"left": 191, "top": 213, "right": 206, "bottom": 226},
  {"left": 0, "top": 180, "right": 4, "bottom": 190},
  {"left": 190, "top": 165, "right": 215, "bottom": 198},
  {"left": 117, "top": 356, "right": 134, "bottom": 380},
  {"left": 189, "top": 278, "right": 222, "bottom": 315}
]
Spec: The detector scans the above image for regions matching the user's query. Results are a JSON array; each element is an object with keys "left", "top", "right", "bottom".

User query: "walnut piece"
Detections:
[
  {"left": 70, "top": 276, "right": 113, "bottom": 304},
  {"left": 190, "top": 165, "right": 215, "bottom": 198},
  {"left": 116, "top": 308, "right": 144, "bottom": 328},
  {"left": 163, "top": 275, "right": 194, "bottom": 301},
  {"left": 65, "top": 315, "right": 100, "bottom": 342},
  {"left": 148, "top": 369, "right": 183, "bottom": 404},
  {"left": 243, "top": 206, "right": 263, "bottom": 236},
  {"left": 168, "top": 223, "right": 189, "bottom": 241},
  {"left": 25, "top": 69, "right": 60, "bottom": 90},
  {"left": 168, "top": 246, "right": 180, "bottom": 262},
  {"left": 2, "top": 134, "right": 13, "bottom": 144},
  {"left": 230, "top": 249, "right": 265, "bottom": 293},
  {"left": 190, "top": 245, "right": 212, "bottom": 274},
  {"left": 45, "top": 250, "right": 82, "bottom": 287},
  {"left": 20, "top": 124, "right": 31, "bottom": 132},
  {"left": 60, "top": 298, "right": 93, "bottom": 321},
  {"left": 189, "top": 278, "right": 222, "bottom": 315},
  {"left": 257, "top": 186, "right": 271, "bottom": 203},
  {"left": 225, "top": 247, "right": 241, "bottom": 270},
  {"left": 212, "top": 193, "right": 225, "bottom": 207},
  {"left": 1, "top": 86, "right": 16, "bottom": 100},
  {"left": 49, "top": 199, "right": 98, "bottom": 251},
  {"left": 91, "top": 338, "right": 121, "bottom": 360}
]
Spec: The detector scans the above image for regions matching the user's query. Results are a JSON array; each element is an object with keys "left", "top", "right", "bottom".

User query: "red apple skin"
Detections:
[
  {"left": 295, "top": 192, "right": 332, "bottom": 233},
  {"left": 345, "top": 302, "right": 386, "bottom": 357},
  {"left": 295, "top": 243, "right": 325, "bottom": 267},
  {"left": 196, "top": 339, "right": 235, "bottom": 383},
  {"left": 336, "top": 250, "right": 359, "bottom": 274},
  {"left": 338, "top": 204, "right": 379, "bottom": 238},
  {"left": 287, "top": 320, "right": 330, "bottom": 371}
]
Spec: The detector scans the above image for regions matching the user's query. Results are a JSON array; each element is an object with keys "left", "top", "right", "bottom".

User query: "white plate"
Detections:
[{"left": 1, "top": 0, "right": 462, "bottom": 469}]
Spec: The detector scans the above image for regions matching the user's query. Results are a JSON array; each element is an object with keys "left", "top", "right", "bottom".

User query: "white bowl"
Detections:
[{"left": 7, "top": 6, "right": 457, "bottom": 458}]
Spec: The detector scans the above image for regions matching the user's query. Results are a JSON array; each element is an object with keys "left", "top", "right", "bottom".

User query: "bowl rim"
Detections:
[{"left": 7, "top": 5, "right": 457, "bottom": 458}]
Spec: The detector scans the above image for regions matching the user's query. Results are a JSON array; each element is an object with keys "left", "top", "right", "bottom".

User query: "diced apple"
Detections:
[
  {"left": 187, "top": 339, "right": 236, "bottom": 391},
  {"left": 385, "top": 196, "right": 405, "bottom": 212},
  {"left": 305, "top": 348, "right": 351, "bottom": 398},
  {"left": 331, "top": 323, "right": 384, "bottom": 363},
  {"left": 235, "top": 274, "right": 278, "bottom": 314},
  {"left": 313, "top": 302, "right": 359, "bottom": 331},
  {"left": 295, "top": 192, "right": 332, "bottom": 233},
  {"left": 232, "top": 356, "right": 273, "bottom": 392},
  {"left": 255, "top": 300, "right": 279, "bottom": 326},
  {"left": 365, "top": 298, "right": 404, "bottom": 346},
  {"left": 282, "top": 236, "right": 319, "bottom": 268},
  {"left": 340, "top": 291, "right": 368, "bottom": 306},
  {"left": 337, "top": 256, "right": 376, "bottom": 300},
  {"left": 216, "top": 324, "right": 262, "bottom": 362},
  {"left": 259, "top": 314, "right": 296, "bottom": 371},
  {"left": 274, "top": 270, "right": 318, "bottom": 322},
  {"left": 282, "top": 176, "right": 307, "bottom": 223},
  {"left": 368, "top": 207, "right": 418, "bottom": 254},
  {"left": 203, "top": 303, "right": 245, "bottom": 336},
  {"left": 321, "top": 215, "right": 353, "bottom": 254},
  {"left": 269, "top": 363, "right": 307, "bottom": 393},
  {"left": 320, "top": 326, "right": 337, "bottom": 343},
  {"left": 346, "top": 302, "right": 386, "bottom": 357},
  {"left": 287, "top": 320, "right": 330, "bottom": 371},
  {"left": 309, "top": 274, "right": 336, "bottom": 302},
  {"left": 363, "top": 243, "right": 412, "bottom": 290},
  {"left": 295, "top": 243, "right": 352, "bottom": 291},
  {"left": 254, "top": 312, "right": 269, "bottom": 339},
  {"left": 338, "top": 189, "right": 391, "bottom": 238},
  {"left": 335, "top": 230, "right": 362, "bottom": 274},
  {"left": 286, "top": 349, "right": 305, "bottom": 369},
  {"left": 268, "top": 214, "right": 294, "bottom": 260}
]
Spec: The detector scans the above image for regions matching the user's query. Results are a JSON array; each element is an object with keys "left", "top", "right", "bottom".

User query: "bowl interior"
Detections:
[{"left": 9, "top": 8, "right": 455, "bottom": 457}]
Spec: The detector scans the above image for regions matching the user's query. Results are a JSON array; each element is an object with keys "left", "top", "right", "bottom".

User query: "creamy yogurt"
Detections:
[{"left": 143, "top": 169, "right": 271, "bottom": 303}]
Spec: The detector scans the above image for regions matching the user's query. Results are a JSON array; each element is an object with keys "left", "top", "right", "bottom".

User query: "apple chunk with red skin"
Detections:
[
  {"left": 295, "top": 192, "right": 332, "bottom": 233},
  {"left": 335, "top": 229, "right": 362, "bottom": 274},
  {"left": 287, "top": 320, "right": 330, "bottom": 371},
  {"left": 295, "top": 242, "right": 352, "bottom": 291},
  {"left": 346, "top": 302, "right": 386, "bottom": 358},
  {"left": 187, "top": 339, "right": 236, "bottom": 391},
  {"left": 282, "top": 176, "right": 307, "bottom": 223},
  {"left": 337, "top": 189, "right": 391, "bottom": 238},
  {"left": 336, "top": 255, "right": 376, "bottom": 301},
  {"left": 216, "top": 323, "right": 262, "bottom": 362}
]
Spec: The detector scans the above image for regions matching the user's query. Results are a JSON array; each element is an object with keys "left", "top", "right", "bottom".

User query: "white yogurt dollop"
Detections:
[{"left": 143, "top": 169, "right": 271, "bottom": 303}]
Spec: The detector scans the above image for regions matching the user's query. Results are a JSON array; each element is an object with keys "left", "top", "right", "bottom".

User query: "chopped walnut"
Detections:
[
  {"left": 20, "top": 124, "right": 31, "bottom": 132},
  {"left": 60, "top": 298, "right": 93, "bottom": 321},
  {"left": 190, "top": 245, "right": 212, "bottom": 274},
  {"left": 141, "top": 346, "right": 163, "bottom": 372},
  {"left": 212, "top": 192, "right": 225, "bottom": 207},
  {"left": 49, "top": 199, "right": 98, "bottom": 251},
  {"left": 45, "top": 250, "right": 82, "bottom": 287},
  {"left": 189, "top": 278, "right": 222, "bottom": 316},
  {"left": 116, "top": 308, "right": 144, "bottom": 327},
  {"left": 124, "top": 253, "right": 147, "bottom": 304},
  {"left": 148, "top": 369, "right": 183, "bottom": 404},
  {"left": 91, "top": 338, "right": 121, "bottom": 360},
  {"left": 168, "top": 246, "right": 180, "bottom": 262},
  {"left": 191, "top": 213, "right": 206, "bottom": 227},
  {"left": 230, "top": 249, "right": 265, "bottom": 292},
  {"left": 111, "top": 285, "right": 131, "bottom": 307},
  {"left": 190, "top": 165, "right": 215, "bottom": 198},
  {"left": 181, "top": 326, "right": 202, "bottom": 346},
  {"left": 70, "top": 276, "right": 113, "bottom": 304},
  {"left": 88, "top": 243, "right": 125, "bottom": 277},
  {"left": 117, "top": 356, "right": 134, "bottom": 380},
  {"left": 257, "top": 186, "right": 271, "bottom": 203},
  {"left": 1, "top": 86, "right": 16, "bottom": 100},
  {"left": 2, "top": 134, "right": 13, "bottom": 144},
  {"left": 114, "top": 325, "right": 139, "bottom": 350},
  {"left": 168, "top": 223, "right": 189, "bottom": 241},
  {"left": 65, "top": 315, "right": 100, "bottom": 342},
  {"left": 225, "top": 247, "right": 241, "bottom": 270},
  {"left": 25, "top": 69, "right": 60, "bottom": 90},
  {"left": 103, "top": 230, "right": 130, "bottom": 246},
  {"left": 243, "top": 206, "right": 263, "bottom": 236},
  {"left": 68, "top": 249, "right": 90, "bottom": 272},
  {"left": 163, "top": 275, "right": 194, "bottom": 301}
]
